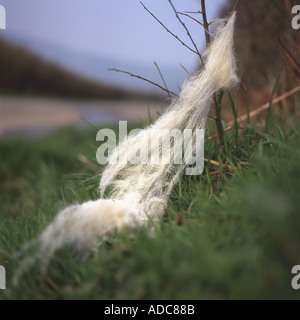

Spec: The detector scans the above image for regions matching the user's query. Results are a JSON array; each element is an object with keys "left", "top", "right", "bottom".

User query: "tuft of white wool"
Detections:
[
  {"left": 99, "top": 12, "right": 238, "bottom": 219},
  {"left": 14, "top": 13, "right": 239, "bottom": 283}
]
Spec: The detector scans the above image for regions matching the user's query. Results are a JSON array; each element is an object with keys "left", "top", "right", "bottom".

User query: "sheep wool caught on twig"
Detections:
[{"left": 14, "top": 12, "right": 239, "bottom": 281}]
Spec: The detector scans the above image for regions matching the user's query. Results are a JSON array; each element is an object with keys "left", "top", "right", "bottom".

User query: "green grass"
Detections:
[{"left": 1, "top": 108, "right": 300, "bottom": 299}]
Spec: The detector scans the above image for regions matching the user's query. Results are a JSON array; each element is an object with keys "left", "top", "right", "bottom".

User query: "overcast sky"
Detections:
[{"left": 0, "top": 0, "right": 227, "bottom": 90}]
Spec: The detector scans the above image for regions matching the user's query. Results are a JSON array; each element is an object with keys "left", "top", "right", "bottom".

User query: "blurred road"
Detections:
[{"left": 0, "top": 96, "right": 165, "bottom": 137}]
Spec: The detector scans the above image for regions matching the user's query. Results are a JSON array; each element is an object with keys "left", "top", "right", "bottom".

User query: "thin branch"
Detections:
[
  {"left": 178, "top": 12, "right": 213, "bottom": 31},
  {"left": 228, "top": 85, "right": 300, "bottom": 126},
  {"left": 78, "top": 154, "right": 99, "bottom": 171},
  {"left": 140, "top": 2, "right": 199, "bottom": 56},
  {"left": 207, "top": 85, "right": 300, "bottom": 141},
  {"left": 168, "top": 0, "right": 204, "bottom": 65},
  {"left": 180, "top": 63, "right": 191, "bottom": 77},
  {"left": 108, "top": 68, "right": 179, "bottom": 97},
  {"left": 232, "top": 0, "right": 240, "bottom": 14},
  {"left": 212, "top": 94, "right": 224, "bottom": 146},
  {"left": 177, "top": 11, "right": 204, "bottom": 26},
  {"left": 204, "top": 158, "right": 232, "bottom": 170},
  {"left": 153, "top": 61, "right": 171, "bottom": 99},
  {"left": 200, "top": 0, "right": 211, "bottom": 46},
  {"left": 183, "top": 11, "right": 203, "bottom": 14},
  {"left": 201, "top": 0, "right": 224, "bottom": 148},
  {"left": 208, "top": 115, "right": 217, "bottom": 121}
]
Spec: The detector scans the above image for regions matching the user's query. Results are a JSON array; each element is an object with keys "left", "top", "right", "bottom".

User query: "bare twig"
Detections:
[
  {"left": 200, "top": 0, "right": 211, "bottom": 46},
  {"left": 201, "top": 0, "right": 225, "bottom": 148},
  {"left": 208, "top": 114, "right": 217, "bottom": 121},
  {"left": 153, "top": 61, "right": 171, "bottom": 99},
  {"left": 207, "top": 85, "right": 300, "bottom": 141},
  {"left": 228, "top": 85, "right": 300, "bottom": 126},
  {"left": 78, "top": 154, "right": 99, "bottom": 171},
  {"left": 212, "top": 94, "right": 224, "bottom": 146},
  {"left": 140, "top": 2, "right": 199, "bottom": 57},
  {"left": 45, "top": 277, "right": 59, "bottom": 291},
  {"left": 168, "top": 0, "right": 204, "bottom": 65},
  {"left": 180, "top": 63, "right": 191, "bottom": 77},
  {"left": 108, "top": 68, "right": 179, "bottom": 97},
  {"left": 204, "top": 158, "right": 232, "bottom": 170},
  {"left": 177, "top": 11, "right": 204, "bottom": 27},
  {"left": 183, "top": 11, "right": 203, "bottom": 14},
  {"left": 232, "top": 0, "right": 240, "bottom": 14}
]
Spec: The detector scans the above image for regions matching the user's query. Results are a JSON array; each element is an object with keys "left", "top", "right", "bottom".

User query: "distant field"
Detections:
[{"left": 0, "top": 96, "right": 165, "bottom": 137}]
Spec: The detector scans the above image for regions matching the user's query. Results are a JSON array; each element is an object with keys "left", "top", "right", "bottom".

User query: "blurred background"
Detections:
[
  {"left": 0, "top": 0, "right": 299, "bottom": 135},
  {"left": 0, "top": 0, "right": 225, "bottom": 136}
]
